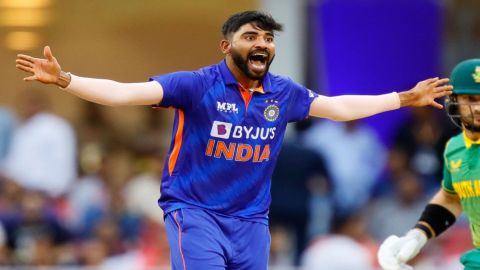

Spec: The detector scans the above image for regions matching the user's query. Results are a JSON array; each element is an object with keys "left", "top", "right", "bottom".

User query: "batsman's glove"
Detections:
[{"left": 377, "top": 229, "right": 427, "bottom": 270}]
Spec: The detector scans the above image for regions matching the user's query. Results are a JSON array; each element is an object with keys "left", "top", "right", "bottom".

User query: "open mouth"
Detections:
[{"left": 248, "top": 51, "right": 268, "bottom": 73}]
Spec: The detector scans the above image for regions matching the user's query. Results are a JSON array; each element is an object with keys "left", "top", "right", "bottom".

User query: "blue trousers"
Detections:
[{"left": 165, "top": 208, "right": 271, "bottom": 270}]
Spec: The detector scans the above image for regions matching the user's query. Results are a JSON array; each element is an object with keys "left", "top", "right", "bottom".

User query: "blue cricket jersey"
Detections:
[{"left": 150, "top": 60, "right": 318, "bottom": 224}]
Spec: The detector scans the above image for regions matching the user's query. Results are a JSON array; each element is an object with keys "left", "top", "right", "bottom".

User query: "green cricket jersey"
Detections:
[{"left": 443, "top": 131, "right": 480, "bottom": 247}]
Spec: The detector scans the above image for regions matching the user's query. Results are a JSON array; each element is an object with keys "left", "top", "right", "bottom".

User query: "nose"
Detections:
[{"left": 254, "top": 37, "right": 269, "bottom": 49}]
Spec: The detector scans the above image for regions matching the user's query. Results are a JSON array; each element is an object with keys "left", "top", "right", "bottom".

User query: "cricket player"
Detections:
[
  {"left": 378, "top": 58, "right": 480, "bottom": 270},
  {"left": 16, "top": 10, "right": 452, "bottom": 270}
]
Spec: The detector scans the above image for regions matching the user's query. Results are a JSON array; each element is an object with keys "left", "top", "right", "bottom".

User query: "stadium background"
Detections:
[{"left": 0, "top": 0, "right": 478, "bottom": 269}]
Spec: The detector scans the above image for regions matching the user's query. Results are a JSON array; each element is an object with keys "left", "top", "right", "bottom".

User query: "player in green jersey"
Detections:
[{"left": 378, "top": 58, "right": 480, "bottom": 270}]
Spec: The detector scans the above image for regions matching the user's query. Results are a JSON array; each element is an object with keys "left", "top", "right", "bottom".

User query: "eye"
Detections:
[
  {"left": 245, "top": 35, "right": 256, "bottom": 41},
  {"left": 265, "top": 36, "right": 274, "bottom": 43}
]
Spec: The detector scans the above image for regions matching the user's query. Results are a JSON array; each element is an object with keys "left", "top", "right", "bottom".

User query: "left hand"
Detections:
[
  {"left": 399, "top": 77, "right": 453, "bottom": 109},
  {"left": 378, "top": 229, "right": 428, "bottom": 270}
]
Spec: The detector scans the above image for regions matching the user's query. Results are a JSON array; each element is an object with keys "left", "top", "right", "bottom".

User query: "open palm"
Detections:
[
  {"left": 15, "top": 46, "right": 61, "bottom": 84},
  {"left": 408, "top": 78, "right": 453, "bottom": 109}
]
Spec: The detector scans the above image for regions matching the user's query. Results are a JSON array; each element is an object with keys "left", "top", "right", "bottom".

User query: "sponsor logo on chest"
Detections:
[
  {"left": 217, "top": 102, "right": 239, "bottom": 113},
  {"left": 206, "top": 121, "right": 276, "bottom": 162}
]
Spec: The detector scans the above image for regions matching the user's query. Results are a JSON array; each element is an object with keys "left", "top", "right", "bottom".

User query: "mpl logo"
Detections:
[
  {"left": 210, "top": 121, "right": 232, "bottom": 139},
  {"left": 217, "top": 102, "right": 239, "bottom": 113}
]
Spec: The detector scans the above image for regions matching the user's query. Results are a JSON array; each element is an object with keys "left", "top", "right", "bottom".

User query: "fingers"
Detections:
[
  {"left": 44, "top": 45, "right": 54, "bottom": 61},
  {"left": 421, "top": 77, "right": 450, "bottom": 87},
  {"left": 432, "top": 78, "right": 450, "bottom": 86},
  {"left": 431, "top": 101, "right": 443, "bottom": 109},
  {"left": 397, "top": 239, "right": 419, "bottom": 262},
  {"left": 434, "top": 85, "right": 453, "bottom": 95},
  {"left": 17, "top": 54, "right": 36, "bottom": 63},
  {"left": 16, "top": 64, "right": 34, "bottom": 74},
  {"left": 382, "top": 235, "right": 401, "bottom": 250},
  {"left": 378, "top": 236, "right": 402, "bottom": 269},
  {"left": 24, "top": 75, "right": 37, "bottom": 81},
  {"left": 397, "top": 239, "right": 417, "bottom": 263},
  {"left": 16, "top": 59, "right": 33, "bottom": 68},
  {"left": 422, "top": 77, "right": 439, "bottom": 84},
  {"left": 433, "top": 90, "right": 452, "bottom": 98}
]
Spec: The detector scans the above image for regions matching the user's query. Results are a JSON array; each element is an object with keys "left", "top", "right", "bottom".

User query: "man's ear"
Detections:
[{"left": 220, "top": 39, "right": 231, "bottom": 54}]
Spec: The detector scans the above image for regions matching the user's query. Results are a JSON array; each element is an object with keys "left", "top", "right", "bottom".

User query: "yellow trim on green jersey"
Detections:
[
  {"left": 441, "top": 180, "right": 457, "bottom": 194},
  {"left": 464, "top": 131, "right": 480, "bottom": 149}
]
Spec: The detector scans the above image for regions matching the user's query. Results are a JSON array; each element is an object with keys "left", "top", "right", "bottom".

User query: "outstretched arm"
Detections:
[
  {"left": 15, "top": 46, "right": 164, "bottom": 106},
  {"left": 309, "top": 78, "right": 453, "bottom": 121}
]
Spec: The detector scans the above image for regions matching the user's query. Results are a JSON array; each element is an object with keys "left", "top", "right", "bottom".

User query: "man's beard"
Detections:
[
  {"left": 231, "top": 48, "right": 274, "bottom": 81},
  {"left": 461, "top": 111, "right": 480, "bottom": 132}
]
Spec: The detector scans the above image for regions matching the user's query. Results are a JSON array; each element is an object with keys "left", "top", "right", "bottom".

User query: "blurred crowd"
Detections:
[
  {"left": 0, "top": 91, "right": 170, "bottom": 269},
  {"left": 0, "top": 1, "right": 478, "bottom": 267},
  {"left": 0, "top": 88, "right": 472, "bottom": 270}
]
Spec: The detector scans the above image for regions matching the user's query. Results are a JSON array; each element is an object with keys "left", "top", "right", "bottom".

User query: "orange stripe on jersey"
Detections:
[
  {"left": 238, "top": 84, "right": 264, "bottom": 110},
  {"left": 239, "top": 88, "right": 252, "bottom": 110},
  {"left": 168, "top": 110, "right": 185, "bottom": 176}
]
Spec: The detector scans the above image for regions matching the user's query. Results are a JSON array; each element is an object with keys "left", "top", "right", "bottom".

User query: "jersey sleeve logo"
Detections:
[
  {"left": 211, "top": 121, "right": 232, "bottom": 139},
  {"left": 450, "top": 159, "right": 462, "bottom": 172}
]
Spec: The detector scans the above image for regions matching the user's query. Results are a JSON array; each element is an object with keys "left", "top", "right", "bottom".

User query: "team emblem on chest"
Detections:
[
  {"left": 264, "top": 99, "right": 279, "bottom": 122},
  {"left": 450, "top": 159, "right": 462, "bottom": 172}
]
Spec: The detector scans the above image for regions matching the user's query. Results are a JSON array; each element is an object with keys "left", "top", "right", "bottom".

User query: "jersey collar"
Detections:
[
  {"left": 219, "top": 59, "right": 272, "bottom": 93},
  {"left": 463, "top": 131, "right": 480, "bottom": 149}
]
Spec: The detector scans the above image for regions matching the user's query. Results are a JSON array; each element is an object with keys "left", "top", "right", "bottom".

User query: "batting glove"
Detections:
[{"left": 377, "top": 229, "right": 428, "bottom": 270}]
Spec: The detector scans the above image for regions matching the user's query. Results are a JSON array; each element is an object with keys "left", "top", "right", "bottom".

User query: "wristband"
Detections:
[
  {"left": 414, "top": 204, "right": 456, "bottom": 238},
  {"left": 57, "top": 71, "right": 71, "bottom": 88}
]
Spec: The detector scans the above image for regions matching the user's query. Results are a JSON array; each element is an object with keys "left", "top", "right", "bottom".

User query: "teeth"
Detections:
[{"left": 251, "top": 52, "right": 268, "bottom": 58}]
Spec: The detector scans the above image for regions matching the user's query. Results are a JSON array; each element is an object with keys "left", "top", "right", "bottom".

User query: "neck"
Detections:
[
  {"left": 465, "top": 129, "right": 480, "bottom": 141},
  {"left": 225, "top": 57, "right": 260, "bottom": 89}
]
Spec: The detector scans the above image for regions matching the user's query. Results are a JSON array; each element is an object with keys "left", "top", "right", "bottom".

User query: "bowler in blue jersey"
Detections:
[{"left": 16, "top": 10, "right": 452, "bottom": 270}]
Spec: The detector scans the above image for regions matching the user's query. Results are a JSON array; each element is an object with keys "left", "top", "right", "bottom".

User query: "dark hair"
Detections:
[{"left": 221, "top": 11, "right": 283, "bottom": 38}]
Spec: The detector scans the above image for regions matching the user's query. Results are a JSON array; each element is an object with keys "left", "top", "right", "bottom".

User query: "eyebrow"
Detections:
[{"left": 241, "top": 31, "right": 274, "bottom": 37}]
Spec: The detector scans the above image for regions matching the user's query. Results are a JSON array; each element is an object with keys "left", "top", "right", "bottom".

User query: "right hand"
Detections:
[
  {"left": 377, "top": 229, "right": 428, "bottom": 270},
  {"left": 15, "top": 45, "right": 62, "bottom": 84},
  {"left": 398, "top": 77, "right": 453, "bottom": 109}
]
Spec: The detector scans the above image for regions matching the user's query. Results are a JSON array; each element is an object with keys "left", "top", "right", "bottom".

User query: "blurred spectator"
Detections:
[
  {"left": 124, "top": 146, "right": 165, "bottom": 225},
  {"left": 5, "top": 191, "right": 71, "bottom": 265},
  {"left": 269, "top": 137, "right": 331, "bottom": 265},
  {"left": 269, "top": 225, "right": 295, "bottom": 267},
  {"left": 124, "top": 151, "right": 169, "bottom": 267},
  {"left": 301, "top": 211, "right": 377, "bottom": 270},
  {"left": 78, "top": 238, "right": 108, "bottom": 266},
  {"left": 1, "top": 90, "right": 77, "bottom": 197},
  {"left": 301, "top": 120, "right": 386, "bottom": 215},
  {"left": 0, "top": 107, "right": 15, "bottom": 164},
  {"left": 66, "top": 142, "right": 109, "bottom": 238},
  {"left": 393, "top": 107, "right": 455, "bottom": 192},
  {"left": 367, "top": 170, "right": 430, "bottom": 241},
  {"left": 371, "top": 146, "right": 410, "bottom": 198},
  {"left": 0, "top": 221, "right": 11, "bottom": 265}
]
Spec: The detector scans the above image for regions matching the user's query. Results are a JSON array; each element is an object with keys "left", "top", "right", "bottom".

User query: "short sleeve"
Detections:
[
  {"left": 286, "top": 80, "right": 318, "bottom": 122},
  {"left": 442, "top": 153, "right": 456, "bottom": 195},
  {"left": 149, "top": 71, "right": 204, "bottom": 110}
]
